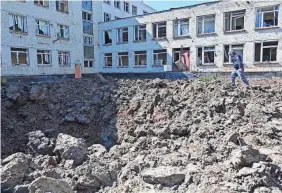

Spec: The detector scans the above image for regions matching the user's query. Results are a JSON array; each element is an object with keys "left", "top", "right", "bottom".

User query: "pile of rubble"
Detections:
[{"left": 1, "top": 76, "right": 282, "bottom": 193}]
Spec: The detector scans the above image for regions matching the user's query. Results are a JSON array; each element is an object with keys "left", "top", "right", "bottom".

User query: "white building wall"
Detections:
[
  {"left": 1, "top": 1, "right": 83, "bottom": 76},
  {"left": 98, "top": 1, "right": 282, "bottom": 73}
]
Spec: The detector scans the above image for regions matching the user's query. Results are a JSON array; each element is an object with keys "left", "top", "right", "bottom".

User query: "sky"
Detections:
[{"left": 144, "top": 0, "right": 213, "bottom": 11}]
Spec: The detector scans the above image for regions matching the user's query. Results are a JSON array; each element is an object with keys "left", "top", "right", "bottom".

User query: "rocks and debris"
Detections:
[{"left": 1, "top": 76, "right": 282, "bottom": 193}]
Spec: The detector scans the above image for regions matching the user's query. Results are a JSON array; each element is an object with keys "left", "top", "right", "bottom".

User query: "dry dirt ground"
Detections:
[{"left": 1, "top": 76, "right": 282, "bottom": 193}]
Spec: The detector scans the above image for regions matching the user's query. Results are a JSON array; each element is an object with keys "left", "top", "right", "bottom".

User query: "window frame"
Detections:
[
  {"left": 114, "top": 0, "right": 120, "bottom": 9},
  {"left": 134, "top": 24, "right": 146, "bottom": 41},
  {"left": 83, "top": 20, "right": 93, "bottom": 35},
  {"left": 117, "top": 52, "right": 129, "bottom": 67},
  {"left": 117, "top": 27, "right": 128, "bottom": 44},
  {"left": 224, "top": 10, "right": 246, "bottom": 32},
  {"left": 197, "top": 15, "right": 216, "bottom": 35},
  {"left": 152, "top": 22, "right": 167, "bottom": 39},
  {"left": 104, "top": 53, "right": 113, "bottom": 67},
  {"left": 134, "top": 51, "right": 147, "bottom": 66},
  {"left": 84, "top": 60, "right": 94, "bottom": 67},
  {"left": 223, "top": 44, "right": 244, "bottom": 64},
  {"left": 255, "top": 5, "right": 279, "bottom": 29},
  {"left": 103, "top": 0, "right": 111, "bottom": 5},
  {"left": 124, "top": 1, "right": 129, "bottom": 13},
  {"left": 37, "top": 50, "right": 51, "bottom": 65},
  {"left": 56, "top": 0, "right": 68, "bottom": 13},
  {"left": 35, "top": 19, "right": 50, "bottom": 37},
  {"left": 254, "top": 41, "right": 278, "bottom": 63},
  {"left": 34, "top": 0, "right": 49, "bottom": 7},
  {"left": 82, "top": 12, "right": 93, "bottom": 22},
  {"left": 104, "top": 13, "right": 111, "bottom": 22},
  {"left": 9, "top": 14, "right": 28, "bottom": 34},
  {"left": 10, "top": 47, "right": 29, "bottom": 65},
  {"left": 58, "top": 51, "right": 70, "bottom": 66},
  {"left": 198, "top": 46, "right": 216, "bottom": 65},
  {"left": 57, "top": 24, "right": 69, "bottom": 39},
  {"left": 83, "top": 35, "right": 94, "bottom": 46},
  {"left": 132, "top": 5, "right": 137, "bottom": 15},
  {"left": 153, "top": 49, "right": 167, "bottom": 66},
  {"left": 82, "top": 0, "right": 92, "bottom": 11},
  {"left": 174, "top": 18, "right": 189, "bottom": 37},
  {"left": 104, "top": 30, "right": 112, "bottom": 45}
]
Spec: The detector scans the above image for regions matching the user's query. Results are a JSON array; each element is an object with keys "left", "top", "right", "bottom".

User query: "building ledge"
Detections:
[
  {"left": 56, "top": 10, "right": 69, "bottom": 14},
  {"left": 38, "top": 64, "right": 52, "bottom": 67},
  {"left": 173, "top": 35, "right": 191, "bottom": 39},
  {"left": 103, "top": 66, "right": 112, "bottom": 68},
  {"left": 56, "top": 38, "right": 70, "bottom": 41},
  {"left": 103, "top": 43, "right": 113, "bottom": 46},
  {"left": 34, "top": 4, "right": 49, "bottom": 9},
  {"left": 12, "top": 64, "right": 29, "bottom": 67},
  {"left": 152, "top": 37, "right": 168, "bottom": 41},
  {"left": 133, "top": 40, "right": 146, "bottom": 43},
  {"left": 9, "top": 31, "right": 28, "bottom": 35},
  {"left": 133, "top": 65, "right": 147, "bottom": 68},
  {"left": 59, "top": 65, "right": 71, "bottom": 67},
  {"left": 197, "top": 32, "right": 216, "bottom": 37},
  {"left": 36, "top": 34, "right": 51, "bottom": 38},
  {"left": 152, "top": 65, "right": 164, "bottom": 68},
  {"left": 117, "top": 42, "right": 128, "bottom": 45},
  {"left": 224, "top": 29, "right": 246, "bottom": 34},
  {"left": 255, "top": 26, "right": 280, "bottom": 31},
  {"left": 253, "top": 62, "right": 280, "bottom": 67},
  {"left": 117, "top": 66, "right": 129, "bottom": 68}
]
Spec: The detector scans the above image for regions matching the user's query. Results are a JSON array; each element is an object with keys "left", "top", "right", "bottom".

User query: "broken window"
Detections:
[
  {"left": 134, "top": 25, "right": 146, "bottom": 41},
  {"left": 153, "top": 22, "right": 166, "bottom": 39},
  {"left": 9, "top": 14, "right": 27, "bottom": 33},
  {"left": 58, "top": 51, "right": 70, "bottom": 66},
  {"left": 197, "top": 15, "right": 215, "bottom": 35},
  {"left": 35, "top": 19, "right": 50, "bottom": 36},
  {"left": 11, "top": 48, "right": 29, "bottom": 65},
  {"left": 117, "top": 27, "right": 128, "bottom": 43},
  {"left": 132, "top": 5, "right": 137, "bottom": 15},
  {"left": 82, "top": 0, "right": 92, "bottom": 11},
  {"left": 173, "top": 48, "right": 189, "bottom": 63},
  {"left": 34, "top": 0, "right": 49, "bottom": 7},
  {"left": 83, "top": 21, "right": 93, "bottom": 35},
  {"left": 114, "top": 0, "right": 120, "bottom": 8},
  {"left": 134, "top": 51, "right": 147, "bottom": 66},
  {"left": 56, "top": 0, "right": 68, "bottom": 13},
  {"left": 104, "top": 30, "right": 112, "bottom": 45},
  {"left": 174, "top": 18, "right": 189, "bottom": 37},
  {"left": 84, "top": 46, "right": 94, "bottom": 59},
  {"left": 82, "top": 12, "right": 92, "bottom": 22},
  {"left": 256, "top": 6, "right": 279, "bottom": 28},
  {"left": 224, "top": 44, "right": 244, "bottom": 63},
  {"left": 118, "top": 52, "right": 129, "bottom": 67},
  {"left": 124, "top": 2, "right": 129, "bottom": 12},
  {"left": 153, "top": 49, "right": 167, "bottom": 65},
  {"left": 57, "top": 24, "right": 69, "bottom": 39},
  {"left": 83, "top": 36, "right": 94, "bottom": 45},
  {"left": 37, "top": 50, "right": 51, "bottom": 65},
  {"left": 104, "top": 53, "right": 112, "bottom": 67},
  {"left": 84, "top": 60, "right": 93, "bottom": 67},
  {"left": 224, "top": 10, "right": 245, "bottom": 31},
  {"left": 255, "top": 41, "right": 278, "bottom": 62},
  {"left": 104, "top": 0, "right": 111, "bottom": 5},
  {"left": 104, "top": 13, "right": 111, "bottom": 22},
  {"left": 198, "top": 46, "right": 215, "bottom": 65}
]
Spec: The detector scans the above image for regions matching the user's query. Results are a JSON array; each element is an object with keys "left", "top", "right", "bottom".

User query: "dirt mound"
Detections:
[{"left": 1, "top": 76, "right": 282, "bottom": 193}]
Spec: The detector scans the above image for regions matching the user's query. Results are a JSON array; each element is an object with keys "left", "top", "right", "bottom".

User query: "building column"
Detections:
[{"left": 166, "top": 47, "right": 173, "bottom": 71}]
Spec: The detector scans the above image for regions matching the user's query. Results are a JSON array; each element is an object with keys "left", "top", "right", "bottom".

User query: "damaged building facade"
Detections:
[
  {"left": 0, "top": 0, "right": 155, "bottom": 76},
  {"left": 99, "top": 1, "right": 282, "bottom": 73}
]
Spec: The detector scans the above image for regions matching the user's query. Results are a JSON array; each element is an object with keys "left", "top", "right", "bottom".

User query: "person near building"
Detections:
[{"left": 229, "top": 50, "right": 249, "bottom": 86}]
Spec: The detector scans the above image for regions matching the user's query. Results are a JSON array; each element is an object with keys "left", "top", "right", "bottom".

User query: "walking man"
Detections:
[{"left": 229, "top": 50, "right": 249, "bottom": 86}]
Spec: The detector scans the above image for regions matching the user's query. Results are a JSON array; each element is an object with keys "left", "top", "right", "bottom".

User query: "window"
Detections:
[
  {"left": 37, "top": 50, "right": 51, "bottom": 65},
  {"left": 114, "top": 0, "right": 120, "bottom": 8},
  {"left": 82, "top": 0, "right": 92, "bottom": 11},
  {"left": 56, "top": 0, "right": 68, "bottom": 13},
  {"left": 153, "top": 49, "right": 167, "bottom": 65},
  {"left": 143, "top": 10, "right": 148, "bottom": 14},
  {"left": 104, "top": 0, "right": 111, "bottom": 5},
  {"left": 198, "top": 46, "right": 215, "bottom": 65},
  {"left": 255, "top": 41, "right": 278, "bottom": 62},
  {"left": 197, "top": 15, "right": 215, "bottom": 35},
  {"left": 134, "top": 51, "right": 147, "bottom": 66},
  {"left": 174, "top": 18, "right": 189, "bottom": 37},
  {"left": 134, "top": 25, "right": 146, "bottom": 41},
  {"left": 224, "top": 10, "right": 245, "bottom": 31},
  {"left": 104, "top": 53, "right": 112, "bottom": 67},
  {"left": 117, "top": 52, "right": 129, "bottom": 67},
  {"left": 256, "top": 6, "right": 279, "bottom": 28},
  {"left": 104, "top": 13, "right": 111, "bottom": 22},
  {"left": 82, "top": 12, "right": 92, "bottom": 22},
  {"left": 34, "top": 0, "right": 49, "bottom": 7},
  {"left": 173, "top": 48, "right": 189, "bottom": 63},
  {"left": 35, "top": 19, "right": 50, "bottom": 36},
  {"left": 58, "top": 51, "right": 70, "bottom": 66},
  {"left": 224, "top": 44, "right": 244, "bottom": 63},
  {"left": 83, "top": 21, "right": 93, "bottom": 35},
  {"left": 84, "top": 60, "right": 93, "bottom": 67},
  {"left": 117, "top": 28, "right": 128, "bottom": 43},
  {"left": 104, "top": 30, "right": 112, "bottom": 45},
  {"left": 83, "top": 36, "right": 94, "bottom": 45},
  {"left": 124, "top": 2, "right": 129, "bottom": 12},
  {"left": 57, "top": 24, "right": 69, "bottom": 39},
  {"left": 11, "top": 48, "right": 29, "bottom": 65},
  {"left": 84, "top": 46, "right": 94, "bottom": 59},
  {"left": 115, "top": 16, "right": 121, "bottom": 20},
  {"left": 9, "top": 14, "right": 27, "bottom": 33},
  {"left": 153, "top": 22, "right": 166, "bottom": 39},
  {"left": 132, "top": 5, "right": 137, "bottom": 15}
]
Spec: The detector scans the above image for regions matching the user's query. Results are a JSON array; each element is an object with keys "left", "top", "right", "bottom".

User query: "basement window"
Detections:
[
  {"left": 104, "top": 53, "right": 112, "bottom": 67},
  {"left": 104, "top": 13, "right": 111, "bottom": 22},
  {"left": 37, "top": 50, "right": 51, "bottom": 65},
  {"left": 255, "top": 41, "right": 278, "bottom": 62},
  {"left": 58, "top": 51, "right": 70, "bottom": 66},
  {"left": 153, "top": 22, "right": 166, "bottom": 39},
  {"left": 134, "top": 51, "right": 147, "bottom": 66},
  {"left": 124, "top": 2, "right": 129, "bottom": 12},
  {"left": 56, "top": 0, "right": 68, "bottom": 13},
  {"left": 34, "top": 0, "right": 49, "bottom": 7},
  {"left": 134, "top": 25, "right": 146, "bottom": 41},
  {"left": 198, "top": 46, "right": 215, "bottom": 65},
  {"left": 256, "top": 5, "right": 279, "bottom": 28},
  {"left": 114, "top": 0, "right": 120, "bottom": 9},
  {"left": 118, "top": 52, "right": 129, "bottom": 67},
  {"left": 117, "top": 27, "right": 128, "bottom": 43},
  {"left": 132, "top": 5, "right": 137, "bottom": 15},
  {"left": 57, "top": 24, "right": 69, "bottom": 39},
  {"left": 174, "top": 18, "right": 189, "bottom": 37},
  {"left": 9, "top": 14, "right": 27, "bottom": 33},
  {"left": 83, "top": 21, "right": 93, "bottom": 35},
  {"left": 82, "top": 12, "right": 92, "bottom": 22},
  {"left": 153, "top": 49, "right": 167, "bottom": 65},
  {"left": 197, "top": 15, "right": 215, "bottom": 35},
  {"left": 82, "top": 0, "right": 92, "bottom": 11},
  {"left": 83, "top": 36, "right": 94, "bottom": 45},
  {"left": 84, "top": 60, "right": 93, "bottom": 67},
  {"left": 104, "top": 30, "right": 112, "bottom": 45},
  {"left": 224, "top": 44, "right": 244, "bottom": 63},
  {"left": 35, "top": 19, "right": 50, "bottom": 36},
  {"left": 224, "top": 10, "right": 245, "bottom": 31},
  {"left": 11, "top": 48, "right": 29, "bottom": 65}
]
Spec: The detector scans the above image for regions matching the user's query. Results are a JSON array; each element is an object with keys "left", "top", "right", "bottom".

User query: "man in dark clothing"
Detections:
[{"left": 229, "top": 50, "right": 249, "bottom": 86}]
